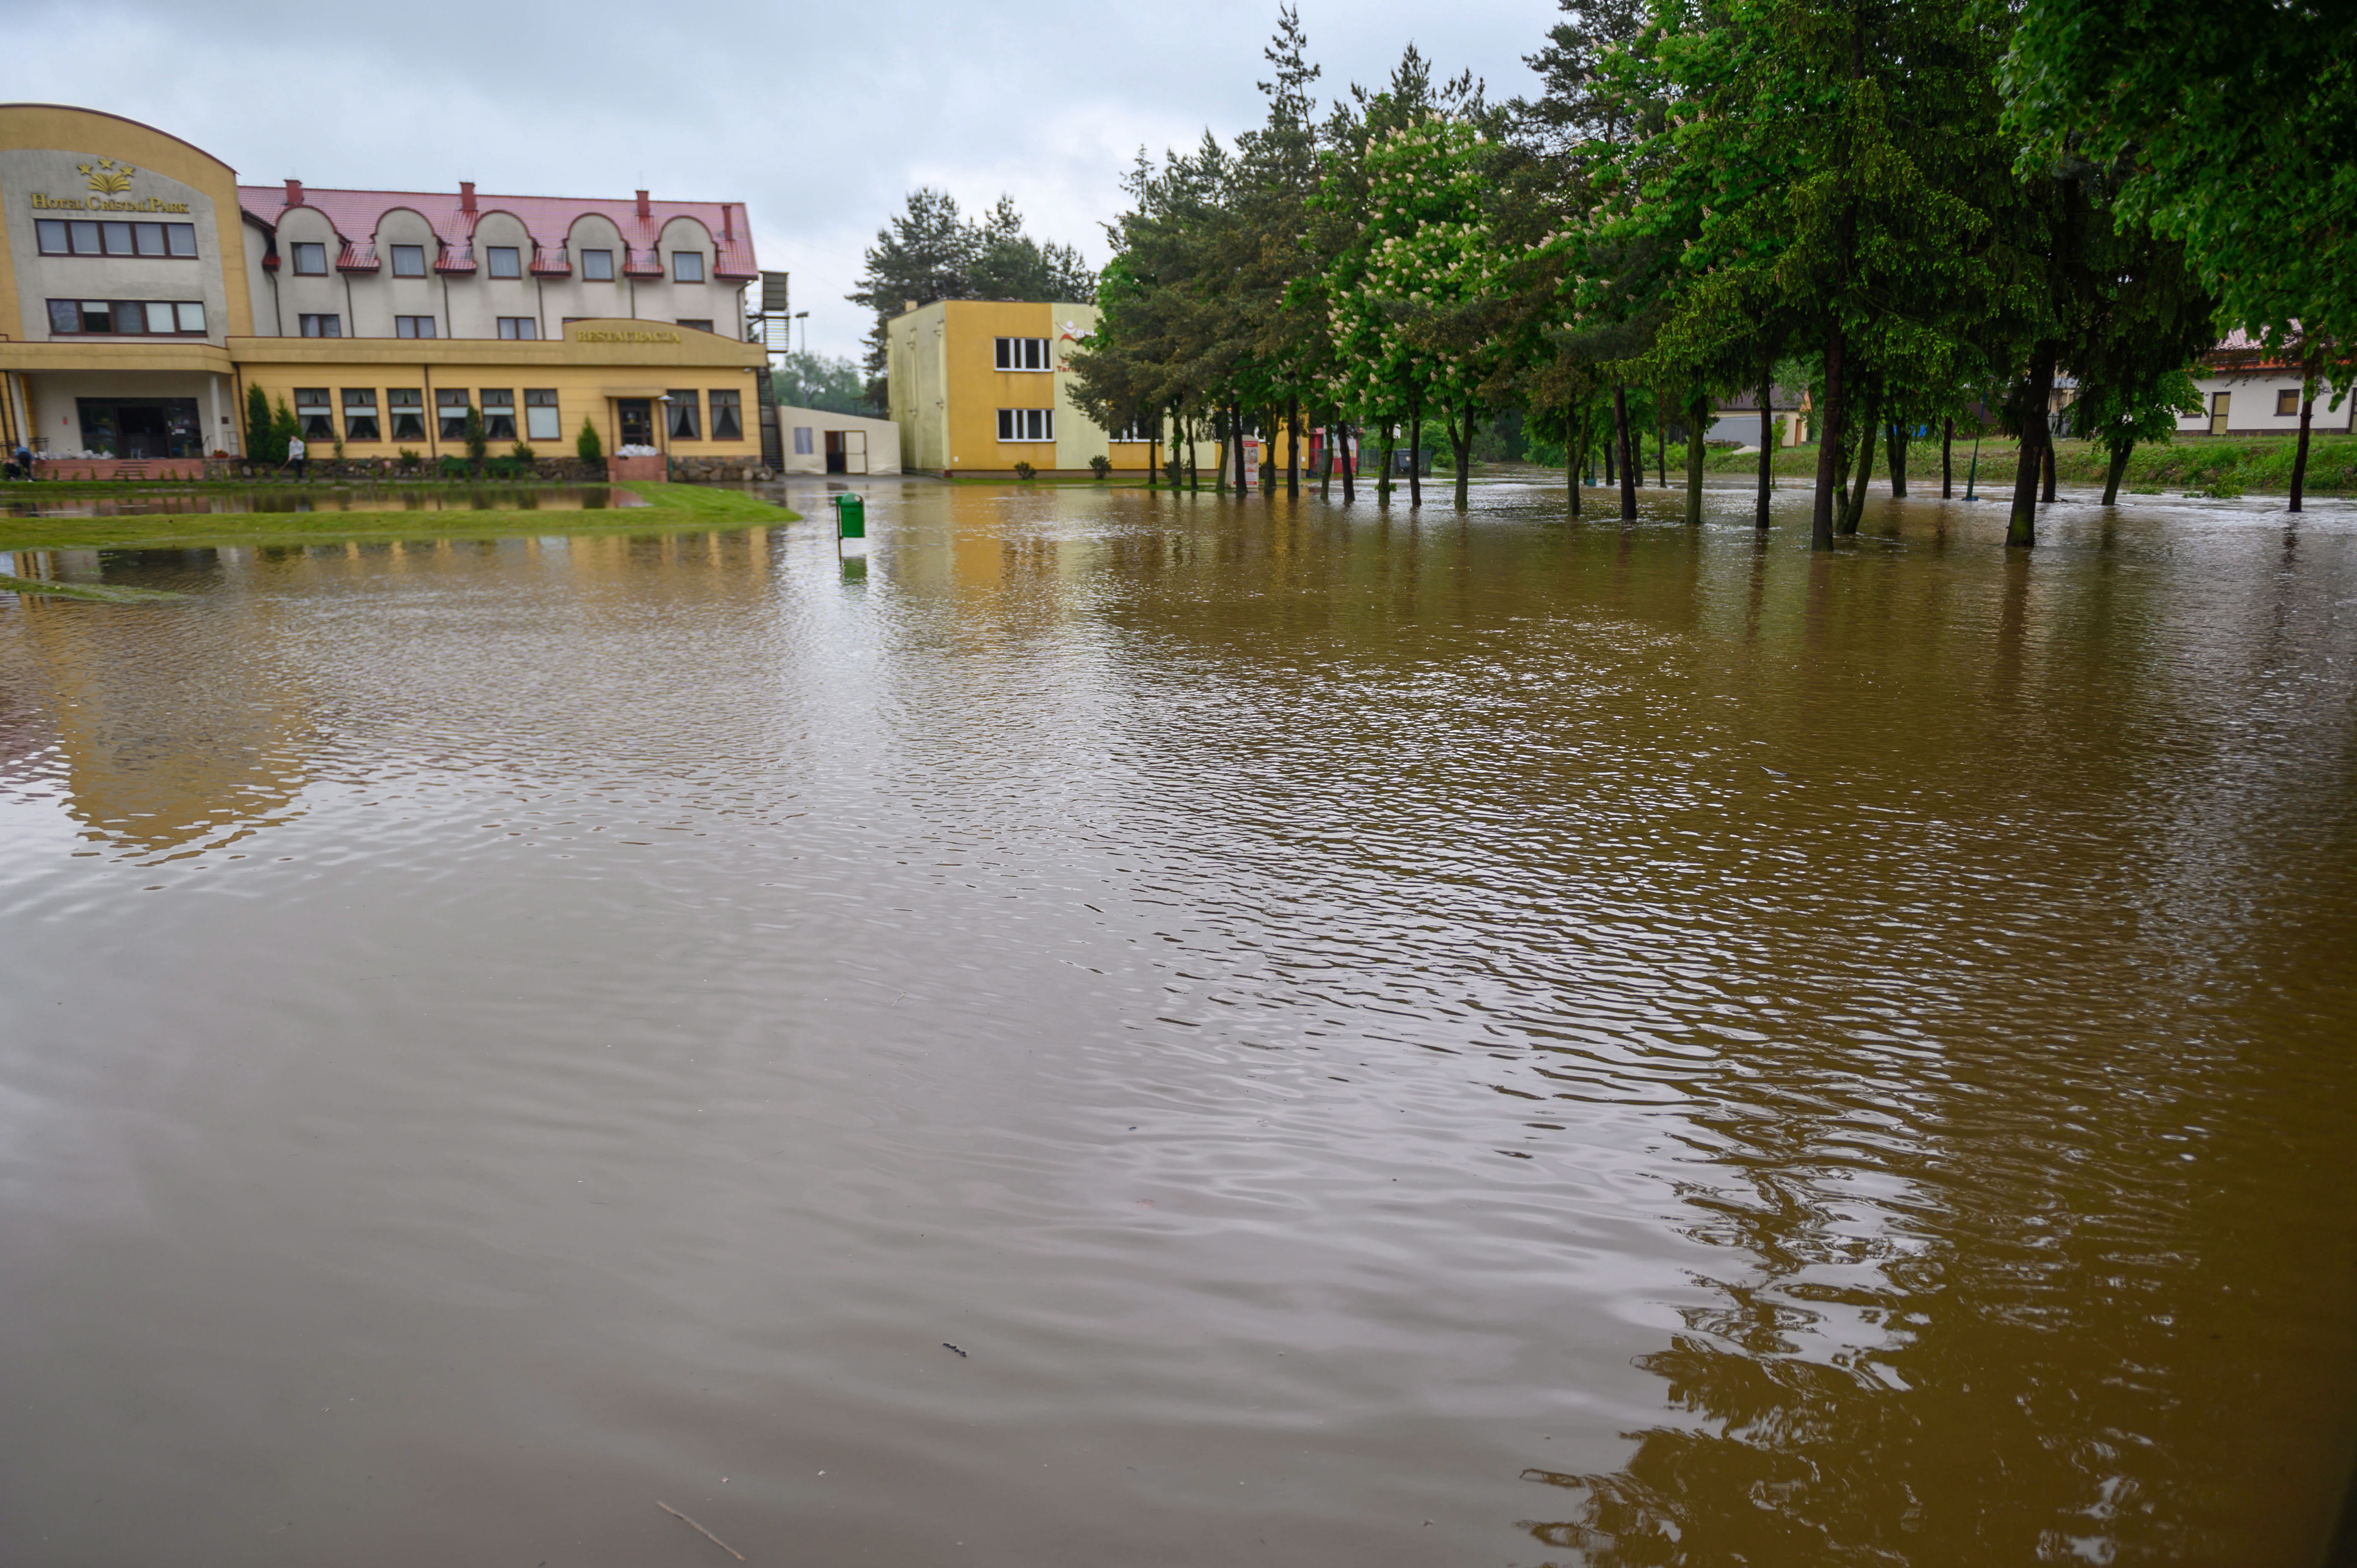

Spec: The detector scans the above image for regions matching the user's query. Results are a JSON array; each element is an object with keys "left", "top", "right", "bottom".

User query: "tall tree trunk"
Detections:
[
  {"left": 1613, "top": 382, "right": 1637, "bottom": 520},
  {"left": 1839, "top": 376, "right": 1880, "bottom": 535},
  {"left": 1378, "top": 419, "right": 1395, "bottom": 503},
  {"left": 1757, "top": 366, "right": 1774, "bottom": 530},
  {"left": 1231, "top": 401, "right": 1247, "bottom": 497},
  {"left": 1408, "top": 393, "right": 1423, "bottom": 508},
  {"left": 2291, "top": 352, "right": 2318, "bottom": 512},
  {"left": 1887, "top": 420, "right": 1907, "bottom": 497},
  {"left": 2008, "top": 345, "right": 2055, "bottom": 547},
  {"left": 1603, "top": 422, "right": 1615, "bottom": 486},
  {"left": 2041, "top": 430, "right": 2057, "bottom": 503},
  {"left": 1285, "top": 397, "right": 1300, "bottom": 497},
  {"left": 1685, "top": 389, "right": 1707, "bottom": 524},
  {"left": 2102, "top": 439, "right": 2132, "bottom": 505},
  {"left": 1318, "top": 421, "right": 1332, "bottom": 499},
  {"left": 1812, "top": 329, "right": 1847, "bottom": 550},
  {"left": 1213, "top": 406, "right": 1229, "bottom": 493},
  {"left": 1567, "top": 397, "right": 1582, "bottom": 516},
  {"left": 1656, "top": 399, "right": 1668, "bottom": 487},
  {"left": 1147, "top": 416, "right": 1159, "bottom": 491},
  {"left": 1442, "top": 403, "right": 1461, "bottom": 507},
  {"left": 1942, "top": 416, "right": 1953, "bottom": 498},
  {"left": 1186, "top": 410, "right": 1198, "bottom": 491},
  {"left": 1340, "top": 422, "right": 1355, "bottom": 503}
]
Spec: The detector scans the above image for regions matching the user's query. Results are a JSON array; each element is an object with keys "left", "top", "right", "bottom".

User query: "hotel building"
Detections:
[{"left": 1, "top": 103, "right": 768, "bottom": 473}]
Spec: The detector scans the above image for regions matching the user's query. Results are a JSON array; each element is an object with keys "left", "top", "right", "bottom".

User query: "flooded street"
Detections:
[{"left": 0, "top": 477, "right": 2352, "bottom": 1566}]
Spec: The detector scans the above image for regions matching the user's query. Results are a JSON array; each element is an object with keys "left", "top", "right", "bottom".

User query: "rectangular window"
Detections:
[
  {"left": 666, "top": 389, "right": 701, "bottom": 440},
  {"left": 133, "top": 221, "right": 169, "bottom": 256},
  {"left": 677, "top": 318, "right": 714, "bottom": 332},
  {"left": 45, "top": 300, "right": 206, "bottom": 335},
  {"left": 481, "top": 389, "right": 517, "bottom": 441},
  {"left": 1109, "top": 416, "right": 1152, "bottom": 442},
  {"left": 291, "top": 241, "right": 327, "bottom": 275},
  {"left": 996, "top": 408, "right": 1053, "bottom": 442},
  {"left": 103, "top": 221, "right": 134, "bottom": 256},
  {"left": 68, "top": 220, "right": 101, "bottom": 254},
  {"left": 994, "top": 337, "right": 1051, "bottom": 371},
  {"left": 524, "top": 389, "right": 560, "bottom": 442},
  {"left": 496, "top": 316, "right": 538, "bottom": 340},
  {"left": 672, "top": 251, "right": 705, "bottom": 283},
  {"left": 117, "top": 301, "right": 155, "bottom": 334},
  {"left": 486, "top": 246, "right": 521, "bottom": 279},
  {"left": 2276, "top": 388, "right": 2302, "bottom": 417},
  {"left": 176, "top": 301, "right": 205, "bottom": 333},
  {"left": 343, "top": 389, "right": 380, "bottom": 442},
  {"left": 390, "top": 244, "right": 427, "bottom": 277},
  {"left": 438, "top": 390, "right": 472, "bottom": 440},
  {"left": 580, "top": 248, "right": 614, "bottom": 281},
  {"left": 36, "top": 219, "right": 68, "bottom": 254},
  {"left": 167, "top": 222, "right": 197, "bottom": 257},
  {"left": 396, "top": 315, "right": 437, "bottom": 339},
  {"left": 66, "top": 223, "right": 192, "bottom": 257},
  {"left": 299, "top": 313, "right": 343, "bottom": 337},
  {"left": 388, "top": 389, "right": 426, "bottom": 442},
  {"left": 294, "top": 389, "right": 335, "bottom": 440},
  {"left": 793, "top": 426, "right": 813, "bottom": 456},
  {"left": 708, "top": 389, "right": 742, "bottom": 441}
]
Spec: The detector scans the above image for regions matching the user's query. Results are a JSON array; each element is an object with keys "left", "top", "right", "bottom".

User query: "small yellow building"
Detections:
[
  {"left": 1, "top": 103, "right": 767, "bottom": 474},
  {"left": 886, "top": 299, "right": 1217, "bottom": 478}
]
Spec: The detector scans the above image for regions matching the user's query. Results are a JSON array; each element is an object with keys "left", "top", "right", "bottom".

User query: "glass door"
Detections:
[{"left": 618, "top": 399, "right": 653, "bottom": 448}]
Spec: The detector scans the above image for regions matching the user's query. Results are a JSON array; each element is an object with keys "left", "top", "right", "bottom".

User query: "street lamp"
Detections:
[
  {"left": 794, "top": 310, "right": 809, "bottom": 359},
  {"left": 655, "top": 393, "right": 674, "bottom": 480}
]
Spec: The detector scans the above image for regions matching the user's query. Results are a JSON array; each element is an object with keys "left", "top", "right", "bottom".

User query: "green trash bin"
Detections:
[{"left": 831, "top": 493, "right": 866, "bottom": 538}]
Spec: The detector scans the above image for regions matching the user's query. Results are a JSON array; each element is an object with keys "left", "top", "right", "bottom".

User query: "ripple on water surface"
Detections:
[{"left": 0, "top": 478, "right": 2352, "bottom": 1567}]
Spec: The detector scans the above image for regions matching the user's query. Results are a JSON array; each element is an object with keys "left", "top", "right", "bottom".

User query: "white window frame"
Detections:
[
  {"left": 524, "top": 389, "right": 560, "bottom": 442},
  {"left": 1109, "top": 416, "right": 1153, "bottom": 443},
  {"left": 996, "top": 408, "right": 1053, "bottom": 443},
  {"left": 994, "top": 336, "right": 1051, "bottom": 372}
]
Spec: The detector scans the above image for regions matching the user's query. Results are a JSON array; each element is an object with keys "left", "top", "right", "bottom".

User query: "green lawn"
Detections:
[
  {"left": 1700, "top": 434, "right": 2357, "bottom": 494},
  {"left": 0, "top": 482, "right": 798, "bottom": 554}
]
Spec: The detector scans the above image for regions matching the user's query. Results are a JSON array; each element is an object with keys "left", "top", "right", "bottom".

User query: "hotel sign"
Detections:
[
  {"left": 574, "top": 328, "right": 680, "bottom": 343},
  {"left": 28, "top": 159, "right": 189, "bottom": 213}
]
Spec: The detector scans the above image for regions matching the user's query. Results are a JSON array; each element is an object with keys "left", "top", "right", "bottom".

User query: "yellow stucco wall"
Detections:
[
  {"left": 0, "top": 103, "right": 256, "bottom": 340},
  {"left": 233, "top": 319, "right": 763, "bottom": 458}
]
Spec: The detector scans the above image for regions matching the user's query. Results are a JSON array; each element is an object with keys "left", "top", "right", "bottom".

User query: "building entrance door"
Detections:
[
  {"left": 617, "top": 399, "right": 653, "bottom": 448},
  {"left": 75, "top": 397, "right": 202, "bottom": 458},
  {"left": 824, "top": 430, "right": 867, "bottom": 475}
]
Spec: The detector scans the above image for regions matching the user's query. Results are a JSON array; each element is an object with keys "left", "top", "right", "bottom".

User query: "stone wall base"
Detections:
[{"left": 16, "top": 456, "right": 780, "bottom": 484}]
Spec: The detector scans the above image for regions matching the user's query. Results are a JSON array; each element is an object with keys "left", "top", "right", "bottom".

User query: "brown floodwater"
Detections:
[{"left": 0, "top": 476, "right": 2351, "bottom": 1567}]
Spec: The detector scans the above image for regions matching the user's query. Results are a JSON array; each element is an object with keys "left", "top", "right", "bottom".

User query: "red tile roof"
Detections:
[{"left": 238, "top": 186, "right": 757, "bottom": 281}]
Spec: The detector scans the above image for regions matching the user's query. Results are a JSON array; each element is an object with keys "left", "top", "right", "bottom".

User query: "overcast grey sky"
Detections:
[{"left": 5, "top": 0, "right": 1561, "bottom": 363}]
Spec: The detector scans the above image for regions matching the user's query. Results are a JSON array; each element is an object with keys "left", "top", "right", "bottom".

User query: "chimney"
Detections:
[
  {"left": 284, "top": 178, "right": 302, "bottom": 207},
  {"left": 721, "top": 202, "right": 734, "bottom": 240},
  {"left": 460, "top": 181, "right": 477, "bottom": 214},
  {"left": 635, "top": 189, "right": 651, "bottom": 220}
]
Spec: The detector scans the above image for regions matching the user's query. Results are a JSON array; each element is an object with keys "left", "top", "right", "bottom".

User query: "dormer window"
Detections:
[
  {"left": 581, "top": 248, "right": 614, "bottom": 281},
  {"left": 486, "top": 246, "right": 521, "bottom": 278},
  {"left": 390, "top": 244, "right": 427, "bottom": 277},
  {"left": 291, "top": 242, "right": 327, "bottom": 275},
  {"left": 672, "top": 251, "right": 704, "bottom": 283}
]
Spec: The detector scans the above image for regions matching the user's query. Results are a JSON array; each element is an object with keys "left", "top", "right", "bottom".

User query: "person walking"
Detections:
[
  {"left": 7, "top": 440, "right": 30, "bottom": 481},
  {"left": 284, "top": 432, "right": 307, "bottom": 481}
]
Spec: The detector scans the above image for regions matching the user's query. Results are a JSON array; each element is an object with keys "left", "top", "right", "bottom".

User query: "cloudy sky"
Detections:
[{"left": 6, "top": 0, "right": 1561, "bottom": 363}]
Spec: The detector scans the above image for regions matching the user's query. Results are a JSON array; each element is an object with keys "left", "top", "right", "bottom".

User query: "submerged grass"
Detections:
[
  {"left": 0, "top": 573, "right": 186, "bottom": 603},
  {"left": 0, "top": 482, "right": 799, "bottom": 552},
  {"left": 1702, "top": 435, "right": 2357, "bottom": 494}
]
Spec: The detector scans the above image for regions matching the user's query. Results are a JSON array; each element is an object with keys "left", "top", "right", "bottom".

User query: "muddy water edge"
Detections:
[{"left": 0, "top": 477, "right": 2351, "bottom": 1567}]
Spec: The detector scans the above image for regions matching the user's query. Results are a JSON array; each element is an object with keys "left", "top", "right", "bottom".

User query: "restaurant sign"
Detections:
[{"left": 574, "top": 328, "right": 680, "bottom": 344}]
